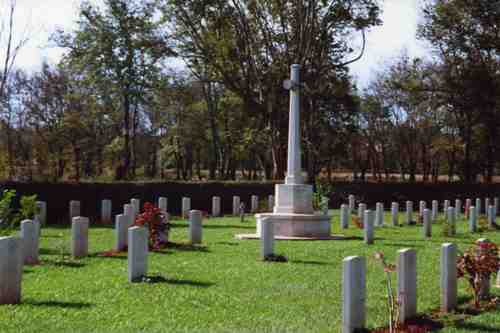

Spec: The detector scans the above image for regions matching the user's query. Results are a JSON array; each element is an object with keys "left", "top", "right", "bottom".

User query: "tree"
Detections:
[
  {"left": 165, "top": 0, "right": 381, "bottom": 180},
  {"left": 55, "top": 0, "right": 174, "bottom": 179},
  {"left": 418, "top": 0, "right": 500, "bottom": 182}
]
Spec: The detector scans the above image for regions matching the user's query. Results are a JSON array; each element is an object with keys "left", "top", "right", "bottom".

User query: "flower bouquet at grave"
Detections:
[
  {"left": 457, "top": 240, "right": 500, "bottom": 308},
  {"left": 133, "top": 202, "right": 171, "bottom": 250},
  {"left": 352, "top": 215, "right": 363, "bottom": 229}
]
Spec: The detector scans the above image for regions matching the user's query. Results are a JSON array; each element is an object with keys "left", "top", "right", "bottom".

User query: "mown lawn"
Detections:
[{"left": 1, "top": 211, "right": 500, "bottom": 333}]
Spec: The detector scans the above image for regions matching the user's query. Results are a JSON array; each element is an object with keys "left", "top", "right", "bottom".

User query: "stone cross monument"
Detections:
[{"left": 255, "top": 64, "right": 331, "bottom": 238}]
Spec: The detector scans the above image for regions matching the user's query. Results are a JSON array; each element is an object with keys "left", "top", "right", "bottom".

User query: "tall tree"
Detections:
[
  {"left": 418, "top": 0, "right": 500, "bottom": 182},
  {"left": 55, "top": 0, "right": 173, "bottom": 179},
  {"left": 165, "top": 0, "right": 381, "bottom": 180}
]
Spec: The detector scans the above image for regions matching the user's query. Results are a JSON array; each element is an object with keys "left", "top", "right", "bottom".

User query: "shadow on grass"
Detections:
[
  {"left": 454, "top": 322, "right": 500, "bottom": 332},
  {"left": 381, "top": 243, "right": 425, "bottom": 249},
  {"left": 22, "top": 300, "right": 93, "bottom": 309},
  {"left": 167, "top": 242, "right": 210, "bottom": 252},
  {"left": 40, "top": 248, "right": 62, "bottom": 256},
  {"left": 140, "top": 275, "right": 214, "bottom": 288},
  {"left": 90, "top": 251, "right": 127, "bottom": 260},
  {"left": 289, "top": 260, "right": 330, "bottom": 266},
  {"left": 203, "top": 224, "right": 255, "bottom": 230},
  {"left": 43, "top": 260, "right": 85, "bottom": 268},
  {"left": 215, "top": 241, "right": 239, "bottom": 246}
]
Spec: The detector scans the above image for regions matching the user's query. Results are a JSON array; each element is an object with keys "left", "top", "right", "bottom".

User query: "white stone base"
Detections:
[
  {"left": 273, "top": 184, "right": 314, "bottom": 214},
  {"left": 255, "top": 213, "right": 331, "bottom": 238}
]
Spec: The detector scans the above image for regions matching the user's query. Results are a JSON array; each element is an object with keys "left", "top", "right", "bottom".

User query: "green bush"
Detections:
[{"left": 0, "top": 189, "right": 38, "bottom": 236}]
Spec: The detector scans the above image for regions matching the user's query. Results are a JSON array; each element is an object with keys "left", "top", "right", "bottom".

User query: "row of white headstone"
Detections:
[
  {"left": 342, "top": 238, "right": 496, "bottom": 333},
  {"left": 0, "top": 199, "right": 207, "bottom": 304},
  {"left": 62, "top": 194, "right": 275, "bottom": 223},
  {"left": 342, "top": 205, "right": 493, "bottom": 244},
  {"left": 342, "top": 197, "right": 498, "bottom": 229},
  {"left": 347, "top": 195, "right": 499, "bottom": 219}
]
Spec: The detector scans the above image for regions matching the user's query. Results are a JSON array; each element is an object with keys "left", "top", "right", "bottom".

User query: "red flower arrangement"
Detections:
[
  {"left": 133, "top": 202, "right": 171, "bottom": 250},
  {"left": 457, "top": 240, "right": 500, "bottom": 308}
]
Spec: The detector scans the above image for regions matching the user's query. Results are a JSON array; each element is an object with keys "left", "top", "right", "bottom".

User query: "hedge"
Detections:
[{"left": 1, "top": 181, "right": 500, "bottom": 225}]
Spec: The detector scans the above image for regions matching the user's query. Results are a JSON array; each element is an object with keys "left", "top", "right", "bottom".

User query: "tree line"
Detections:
[{"left": 0, "top": 0, "right": 499, "bottom": 183}]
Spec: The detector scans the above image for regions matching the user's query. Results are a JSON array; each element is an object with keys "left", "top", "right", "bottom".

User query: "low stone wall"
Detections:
[{"left": 2, "top": 180, "right": 500, "bottom": 225}]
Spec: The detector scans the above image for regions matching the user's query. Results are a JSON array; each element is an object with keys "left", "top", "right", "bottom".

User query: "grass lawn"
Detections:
[{"left": 1, "top": 211, "right": 500, "bottom": 333}]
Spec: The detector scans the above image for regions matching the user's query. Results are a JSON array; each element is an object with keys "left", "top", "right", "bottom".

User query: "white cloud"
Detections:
[
  {"left": 348, "top": 0, "right": 429, "bottom": 88},
  {"left": 5, "top": 0, "right": 429, "bottom": 86}
]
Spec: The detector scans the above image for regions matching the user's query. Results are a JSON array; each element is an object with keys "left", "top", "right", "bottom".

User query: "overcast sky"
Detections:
[{"left": 3, "top": 0, "right": 428, "bottom": 87}]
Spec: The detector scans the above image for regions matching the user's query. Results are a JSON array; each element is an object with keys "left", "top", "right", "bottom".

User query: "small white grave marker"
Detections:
[
  {"left": 0, "top": 236, "right": 23, "bottom": 304},
  {"left": 342, "top": 256, "right": 366, "bottom": 333},
  {"left": 71, "top": 216, "right": 89, "bottom": 258},
  {"left": 397, "top": 248, "right": 417, "bottom": 323},
  {"left": 128, "top": 226, "right": 148, "bottom": 282},
  {"left": 441, "top": 243, "right": 457, "bottom": 312}
]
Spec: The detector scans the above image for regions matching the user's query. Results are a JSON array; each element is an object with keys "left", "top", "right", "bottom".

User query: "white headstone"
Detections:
[
  {"left": 455, "top": 199, "right": 461, "bottom": 219},
  {"left": 488, "top": 205, "right": 495, "bottom": 227},
  {"left": 357, "top": 203, "right": 366, "bottom": 225},
  {"left": 101, "top": 199, "right": 112, "bottom": 223},
  {"left": 260, "top": 217, "right": 274, "bottom": 259},
  {"left": 475, "top": 198, "right": 481, "bottom": 218},
  {"left": 69, "top": 200, "right": 81, "bottom": 219},
  {"left": 251, "top": 195, "right": 259, "bottom": 213},
  {"left": 419, "top": 201, "right": 426, "bottom": 218},
  {"left": 348, "top": 195, "right": 355, "bottom": 213},
  {"left": 494, "top": 198, "right": 499, "bottom": 217},
  {"left": 340, "top": 204, "right": 349, "bottom": 229},
  {"left": 189, "top": 210, "right": 203, "bottom": 244},
  {"left": 232, "top": 196, "right": 240, "bottom": 216},
  {"left": 158, "top": 197, "right": 168, "bottom": 214},
  {"left": 342, "top": 256, "right": 366, "bottom": 333},
  {"left": 268, "top": 195, "right": 274, "bottom": 212},
  {"left": 375, "top": 202, "right": 384, "bottom": 227},
  {"left": 465, "top": 199, "right": 472, "bottom": 218},
  {"left": 431, "top": 200, "right": 438, "bottom": 222},
  {"left": 440, "top": 243, "right": 457, "bottom": 312},
  {"left": 182, "top": 197, "right": 191, "bottom": 218},
  {"left": 469, "top": 206, "right": 477, "bottom": 232},
  {"left": 35, "top": 201, "right": 47, "bottom": 225},
  {"left": 131, "top": 198, "right": 140, "bottom": 217},
  {"left": 364, "top": 210, "right": 374, "bottom": 245},
  {"left": 391, "top": 202, "right": 399, "bottom": 226},
  {"left": 0, "top": 237, "right": 23, "bottom": 304},
  {"left": 71, "top": 216, "right": 89, "bottom": 258},
  {"left": 406, "top": 201, "right": 413, "bottom": 225},
  {"left": 423, "top": 209, "right": 431, "bottom": 238},
  {"left": 447, "top": 207, "right": 456, "bottom": 235},
  {"left": 124, "top": 204, "right": 134, "bottom": 227},
  {"left": 212, "top": 197, "right": 221, "bottom": 217},
  {"left": 20, "top": 219, "right": 39, "bottom": 265},
  {"left": 397, "top": 248, "right": 417, "bottom": 323},
  {"left": 128, "top": 226, "right": 148, "bottom": 282},
  {"left": 443, "top": 200, "right": 450, "bottom": 218},
  {"left": 115, "top": 214, "right": 128, "bottom": 251}
]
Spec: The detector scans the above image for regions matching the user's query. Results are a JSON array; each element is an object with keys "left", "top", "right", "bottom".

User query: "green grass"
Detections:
[{"left": 1, "top": 211, "right": 500, "bottom": 333}]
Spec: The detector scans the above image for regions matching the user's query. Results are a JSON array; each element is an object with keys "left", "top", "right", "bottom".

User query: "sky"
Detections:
[{"left": 2, "top": 0, "right": 428, "bottom": 87}]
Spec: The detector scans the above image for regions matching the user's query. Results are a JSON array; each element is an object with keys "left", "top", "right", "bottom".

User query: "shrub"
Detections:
[
  {"left": 312, "top": 178, "right": 332, "bottom": 212},
  {"left": 133, "top": 202, "right": 171, "bottom": 250},
  {"left": 0, "top": 190, "right": 38, "bottom": 236},
  {"left": 457, "top": 240, "right": 500, "bottom": 308}
]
